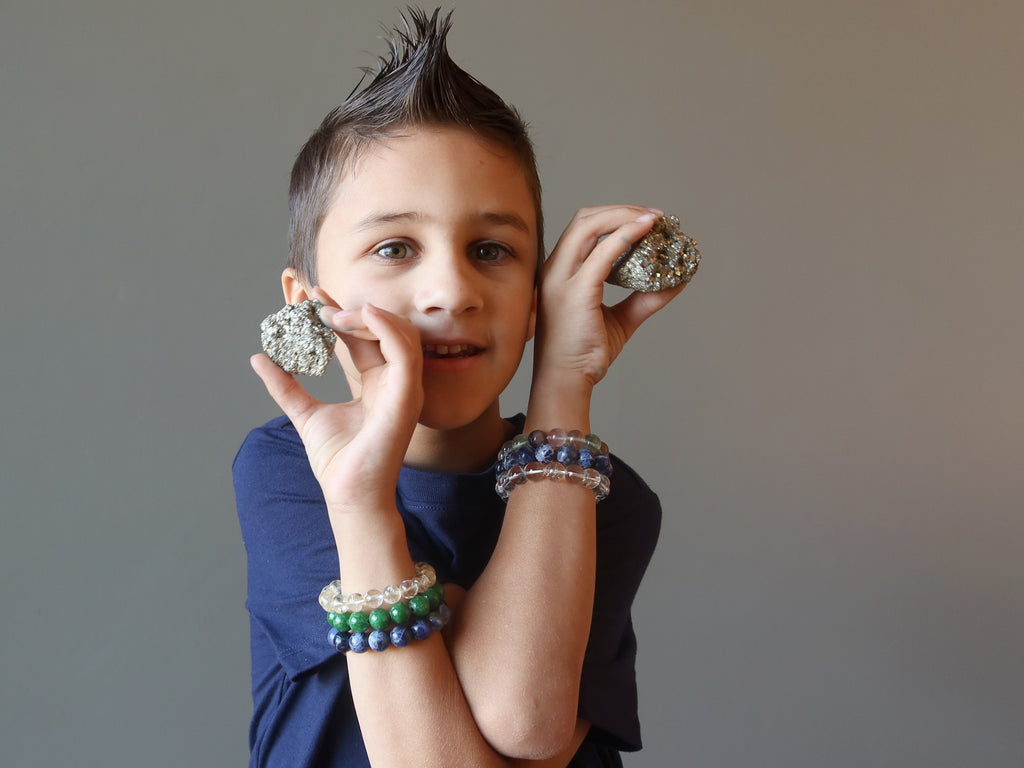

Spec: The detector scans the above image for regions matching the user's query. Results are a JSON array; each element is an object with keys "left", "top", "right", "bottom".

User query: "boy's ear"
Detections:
[
  {"left": 526, "top": 286, "right": 537, "bottom": 341},
  {"left": 281, "top": 268, "right": 311, "bottom": 305},
  {"left": 281, "top": 268, "right": 341, "bottom": 310}
]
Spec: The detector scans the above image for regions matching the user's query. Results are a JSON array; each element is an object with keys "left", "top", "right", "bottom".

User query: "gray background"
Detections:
[{"left": 2, "top": 1, "right": 1022, "bottom": 766}]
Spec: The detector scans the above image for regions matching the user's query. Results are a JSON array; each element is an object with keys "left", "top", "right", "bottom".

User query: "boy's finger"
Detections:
[
  {"left": 573, "top": 213, "right": 660, "bottom": 285},
  {"left": 361, "top": 305, "right": 423, "bottom": 369},
  {"left": 547, "top": 206, "right": 660, "bottom": 279},
  {"left": 336, "top": 305, "right": 419, "bottom": 376},
  {"left": 608, "top": 283, "right": 686, "bottom": 339},
  {"left": 340, "top": 332, "right": 386, "bottom": 375},
  {"left": 250, "top": 353, "right": 321, "bottom": 428}
]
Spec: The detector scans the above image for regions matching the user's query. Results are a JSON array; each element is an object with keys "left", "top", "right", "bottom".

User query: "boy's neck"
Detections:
[{"left": 403, "top": 404, "right": 515, "bottom": 474}]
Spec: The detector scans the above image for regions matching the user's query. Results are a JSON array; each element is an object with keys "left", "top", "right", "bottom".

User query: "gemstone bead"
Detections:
[
  {"left": 428, "top": 611, "right": 445, "bottom": 632},
  {"left": 390, "top": 625, "right": 412, "bottom": 648},
  {"left": 581, "top": 468, "right": 602, "bottom": 489},
  {"left": 547, "top": 428, "right": 568, "bottom": 448},
  {"left": 512, "top": 447, "right": 531, "bottom": 467},
  {"left": 508, "top": 465, "right": 527, "bottom": 485},
  {"left": 424, "top": 585, "right": 443, "bottom": 610},
  {"left": 418, "top": 562, "right": 437, "bottom": 584},
  {"left": 595, "top": 455, "right": 613, "bottom": 476},
  {"left": 564, "top": 464, "right": 585, "bottom": 484},
  {"left": 524, "top": 461, "right": 546, "bottom": 480},
  {"left": 363, "top": 589, "right": 384, "bottom": 610},
  {"left": 368, "top": 629, "right": 390, "bottom": 652},
  {"left": 577, "top": 448, "right": 594, "bottom": 469},
  {"left": 534, "top": 443, "right": 555, "bottom": 463},
  {"left": 409, "top": 595, "right": 431, "bottom": 618},
  {"left": 545, "top": 461, "right": 567, "bottom": 480},
  {"left": 556, "top": 445, "right": 578, "bottom": 465},
  {"left": 409, "top": 618, "right": 432, "bottom": 641},
  {"left": 348, "top": 632, "right": 369, "bottom": 653},
  {"left": 400, "top": 579, "right": 420, "bottom": 599},
  {"left": 389, "top": 602, "right": 411, "bottom": 626},
  {"left": 527, "top": 429, "right": 547, "bottom": 447},
  {"left": 368, "top": 608, "right": 391, "bottom": 630},
  {"left": 328, "top": 627, "right": 346, "bottom": 652},
  {"left": 343, "top": 593, "right": 366, "bottom": 613},
  {"left": 347, "top": 612, "right": 370, "bottom": 634},
  {"left": 383, "top": 584, "right": 404, "bottom": 605}
]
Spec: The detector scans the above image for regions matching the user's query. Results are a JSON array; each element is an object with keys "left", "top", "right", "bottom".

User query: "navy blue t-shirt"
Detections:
[{"left": 233, "top": 414, "right": 661, "bottom": 767}]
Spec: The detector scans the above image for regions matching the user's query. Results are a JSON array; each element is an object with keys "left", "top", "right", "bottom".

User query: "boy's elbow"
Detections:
[{"left": 476, "top": 697, "right": 578, "bottom": 760}]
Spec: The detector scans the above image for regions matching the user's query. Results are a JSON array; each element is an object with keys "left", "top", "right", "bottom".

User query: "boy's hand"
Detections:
[
  {"left": 534, "top": 205, "right": 686, "bottom": 392},
  {"left": 250, "top": 302, "right": 424, "bottom": 513}
]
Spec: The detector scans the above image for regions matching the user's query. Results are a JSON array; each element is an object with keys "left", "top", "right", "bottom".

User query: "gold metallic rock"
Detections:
[
  {"left": 606, "top": 215, "right": 700, "bottom": 292},
  {"left": 260, "top": 299, "right": 337, "bottom": 376}
]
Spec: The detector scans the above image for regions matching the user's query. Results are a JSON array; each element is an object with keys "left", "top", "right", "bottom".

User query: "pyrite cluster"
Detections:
[
  {"left": 606, "top": 215, "right": 701, "bottom": 292},
  {"left": 260, "top": 299, "right": 336, "bottom": 376}
]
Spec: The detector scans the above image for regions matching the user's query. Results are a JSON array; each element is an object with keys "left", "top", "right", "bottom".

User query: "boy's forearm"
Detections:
[
  {"left": 451, "top": 482, "right": 597, "bottom": 753},
  {"left": 447, "top": 380, "right": 600, "bottom": 754}
]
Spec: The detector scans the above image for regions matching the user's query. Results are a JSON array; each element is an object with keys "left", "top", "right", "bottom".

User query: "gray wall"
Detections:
[{"left": 2, "top": 1, "right": 1022, "bottom": 766}]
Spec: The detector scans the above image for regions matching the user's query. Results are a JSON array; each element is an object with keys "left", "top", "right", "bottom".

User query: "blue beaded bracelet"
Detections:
[{"left": 495, "top": 429, "right": 613, "bottom": 502}]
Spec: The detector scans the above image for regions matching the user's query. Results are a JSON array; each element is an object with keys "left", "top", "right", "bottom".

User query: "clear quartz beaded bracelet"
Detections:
[
  {"left": 495, "top": 429, "right": 613, "bottom": 502},
  {"left": 319, "top": 562, "right": 437, "bottom": 614}
]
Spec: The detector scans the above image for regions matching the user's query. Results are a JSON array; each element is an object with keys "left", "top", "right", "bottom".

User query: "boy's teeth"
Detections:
[{"left": 423, "top": 343, "right": 474, "bottom": 357}]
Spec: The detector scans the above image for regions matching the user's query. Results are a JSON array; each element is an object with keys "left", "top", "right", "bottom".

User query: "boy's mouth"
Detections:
[{"left": 422, "top": 343, "right": 481, "bottom": 359}]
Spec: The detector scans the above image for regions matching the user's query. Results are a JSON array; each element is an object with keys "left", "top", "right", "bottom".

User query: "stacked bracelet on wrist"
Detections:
[
  {"left": 320, "top": 563, "right": 449, "bottom": 654},
  {"left": 495, "top": 429, "right": 613, "bottom": 502}
]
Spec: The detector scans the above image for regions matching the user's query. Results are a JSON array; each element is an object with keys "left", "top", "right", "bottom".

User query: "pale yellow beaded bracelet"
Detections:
[{"left": 318, "top": 562, "right": 437, "bottom": 614}]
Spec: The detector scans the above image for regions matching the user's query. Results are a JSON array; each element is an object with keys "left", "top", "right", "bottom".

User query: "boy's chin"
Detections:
[{"left": 415, "top": 398, "right": 502, "bottom": 434}]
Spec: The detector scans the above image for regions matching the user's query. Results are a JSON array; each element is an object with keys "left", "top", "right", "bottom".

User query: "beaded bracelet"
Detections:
[
  {"left": 495, "top": 429, "right": 613, "bottom": 502},
  {"left": 319, "top": 562, "right": 437, "bottom": 614},
  {"left": 328, "top": 587, "right": 450, "bottom": 653}
]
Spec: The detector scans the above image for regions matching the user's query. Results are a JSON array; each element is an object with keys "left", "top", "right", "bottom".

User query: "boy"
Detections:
[{"left": 234, "top": 8, "right": 684, "bottom": 767}]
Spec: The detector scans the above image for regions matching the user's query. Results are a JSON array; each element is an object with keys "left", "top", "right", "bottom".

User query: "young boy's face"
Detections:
[{"left": 297, "top": 126, "right": 539, "bottom": 431}]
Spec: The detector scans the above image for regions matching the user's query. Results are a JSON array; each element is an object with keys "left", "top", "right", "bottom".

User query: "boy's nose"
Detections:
[{"left": 413, "top": 253, "right": 484, "bottom": 316}]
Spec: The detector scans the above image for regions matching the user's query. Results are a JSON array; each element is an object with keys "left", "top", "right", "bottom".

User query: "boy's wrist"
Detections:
[
  {"left": 327, "top": 504, "right": 414, "bottom": 593},
  {"left": 525, "top": 373, "right": 593, "bottom": 433}
]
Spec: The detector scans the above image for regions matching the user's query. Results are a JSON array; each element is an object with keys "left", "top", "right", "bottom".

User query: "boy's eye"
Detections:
[
  {"left": 375, "top": 242, "right": 411, "bottom": 260},
  {"left": 473, "top": 242, "right": 510, "bottom": 262}
]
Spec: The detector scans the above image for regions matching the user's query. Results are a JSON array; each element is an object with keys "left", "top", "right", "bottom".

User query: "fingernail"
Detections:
[
  {"left": 648, "top": 207, "right": 664, "bottom": 216},
  {"left": 635, "top": 212, "right": 658, "bottom": 223},
  {"left": 319, "top": 306, "right": 354, "bottom": 326}
]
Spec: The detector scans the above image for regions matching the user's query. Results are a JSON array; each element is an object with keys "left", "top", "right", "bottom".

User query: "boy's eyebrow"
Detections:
[
  {"left": 353, "top": 210, "right": 532, "bottom": 234},
  {"left": 479, "top": 211, "right": 532, "bottom": 233}
]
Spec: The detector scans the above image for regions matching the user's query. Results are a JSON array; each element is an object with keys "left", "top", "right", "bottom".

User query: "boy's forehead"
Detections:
[{"left": 330, "top": 127, "right": 537, "bottom": 227}]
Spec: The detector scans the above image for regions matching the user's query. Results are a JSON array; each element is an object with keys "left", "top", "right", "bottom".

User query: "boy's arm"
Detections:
[{"left": 449, "top": 205, "right": 684, "bottom": 756}]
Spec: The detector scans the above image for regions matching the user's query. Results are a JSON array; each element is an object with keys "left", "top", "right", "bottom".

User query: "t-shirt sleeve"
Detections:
[
  {"left": 233, "top": 418, "right": 340, "bottom": 680},
  {"left": 577, "top": 457, "right": 662, "bottom": 752}
]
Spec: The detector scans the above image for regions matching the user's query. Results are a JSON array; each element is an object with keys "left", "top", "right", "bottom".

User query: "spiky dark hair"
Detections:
[{"left": 287, "top": 7, "right": 543, "bottom": 284}]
